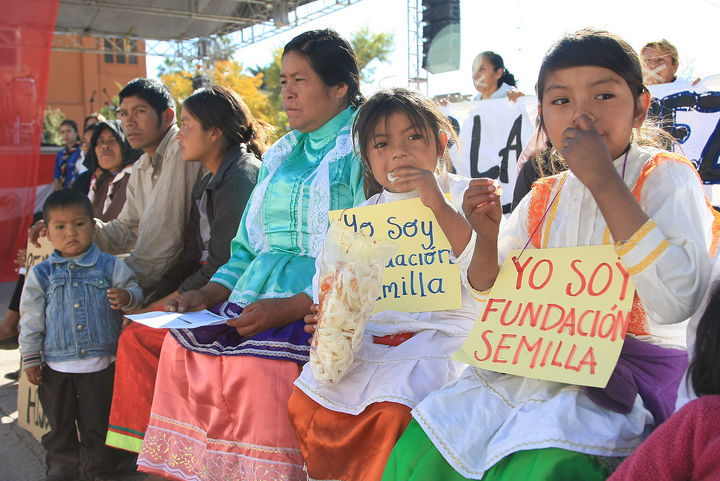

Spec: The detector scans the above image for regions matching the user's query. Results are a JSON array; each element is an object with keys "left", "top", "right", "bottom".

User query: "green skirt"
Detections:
[{"left": 382, "top": 419, "right": 609, "bottom": 481}]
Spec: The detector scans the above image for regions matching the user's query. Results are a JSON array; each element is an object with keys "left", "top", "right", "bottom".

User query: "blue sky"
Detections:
[{"left": 147, "top": 0, "right": 720, "bottom": 98}]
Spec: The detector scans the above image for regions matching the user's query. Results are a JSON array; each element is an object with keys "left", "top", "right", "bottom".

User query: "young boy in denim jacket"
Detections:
[{"left": 19, "top": 189, "right": 143, "bottom": 481}]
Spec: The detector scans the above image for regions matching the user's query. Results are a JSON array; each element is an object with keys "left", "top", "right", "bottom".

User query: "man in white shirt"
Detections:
[
  {"left": 94, "top": 78, "right": 202, "bottom": 289},
  {"left": 32, "top": 78, "right": 202, "bottom": 290}
]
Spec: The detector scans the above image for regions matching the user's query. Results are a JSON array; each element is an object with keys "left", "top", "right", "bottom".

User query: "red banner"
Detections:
[{"left": 0, "top": 1, "right": 59, "bottom": 281}]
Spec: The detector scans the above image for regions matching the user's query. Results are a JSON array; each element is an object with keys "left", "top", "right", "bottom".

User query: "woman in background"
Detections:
[
  {"left": 53, "top": 119, "right": 83, "bottom": 190},
  {"left": 471, "top": 51, "right": 517, "bottom": 100},
  {"left": 86, "top": 120, "right": 141, "bottom": 222}
]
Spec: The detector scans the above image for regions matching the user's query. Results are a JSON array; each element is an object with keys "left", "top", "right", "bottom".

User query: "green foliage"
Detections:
[
  {"left": 351, "top": 26, "right": 394, "bottom": 83},
  {"left": 160, "top": 59, "right": 287, "bottom": 142},
  {"left": 98, "top": 84, "right": 121, "bottom": 120},
  {"left": 42, "top": 107, "right": 65, "bottom": 146},
  {"left": 260, "top": 47, "right": 287, "bottom": 135},
  {"left": 98, "top": 103, "right": 117, "bottom": 121}
]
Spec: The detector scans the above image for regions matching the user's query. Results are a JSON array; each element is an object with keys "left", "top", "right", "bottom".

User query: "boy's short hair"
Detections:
[
  {"left": 42, "top": 189, "right": 94, "bottom": 223},
  {"left": 118, "top": 78, "right": 176, "bottom": 120}
]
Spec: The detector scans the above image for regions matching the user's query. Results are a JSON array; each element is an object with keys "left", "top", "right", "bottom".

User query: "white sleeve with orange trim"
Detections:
[{"left": 617, "top": 159, "right": 714, "bottom": 328}]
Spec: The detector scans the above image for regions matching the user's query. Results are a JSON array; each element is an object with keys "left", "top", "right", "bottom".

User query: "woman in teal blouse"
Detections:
[{"left": 136, "top": 29, "right": 366, "bottom": 481}]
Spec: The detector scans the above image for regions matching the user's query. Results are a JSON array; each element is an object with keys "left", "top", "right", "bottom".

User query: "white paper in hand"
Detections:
[{"left": 125, "top": 309, "right": 231, "bottom": 329}]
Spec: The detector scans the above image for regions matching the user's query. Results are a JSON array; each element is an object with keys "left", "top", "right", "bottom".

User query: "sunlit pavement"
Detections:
[{"left": 0, "top": 281, "right": 46, "bottom": 481}]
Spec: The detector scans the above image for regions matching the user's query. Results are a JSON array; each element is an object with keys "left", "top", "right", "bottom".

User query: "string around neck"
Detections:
[
  {"left": 514, "top": 147, "right": 631, "bottom": 265},
  {"left": 515, "top": 172, "right": 569, "bottom": 263},
  {"left": 620, "top": 148, "right": 630, "bottom": 181}
]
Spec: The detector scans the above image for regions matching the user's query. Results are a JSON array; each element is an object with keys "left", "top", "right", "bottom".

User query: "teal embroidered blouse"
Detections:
[{"left": 211, "top": 107, "right": 365, "bottom": 305}]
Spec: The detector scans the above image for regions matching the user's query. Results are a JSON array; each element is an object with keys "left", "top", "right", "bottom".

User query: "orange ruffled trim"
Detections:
[
  {"left": 627, "top": 293, "right": 647, "bottom": 337},
  {"left": 527, "top": 176, "right": 559, "bottom": 249}
]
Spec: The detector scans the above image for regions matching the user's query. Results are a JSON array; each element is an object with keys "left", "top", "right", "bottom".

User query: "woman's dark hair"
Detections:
[
  {"left": 43, "top": 188, "right": 94, "bottom": 222},
  {"left": 60, "top": 119, "right": 78, "bottom": 134},
  {"left": 481, "top": 51, "right": 516, "bottom": 88},
  {"left": 86, "top": 120, "right": 142, "bottom": 173},
  {"left": 119, "top": 78, "right": 176, "bottom": 121},
  {"left": 689, "top": 281, "right": 720, "bottom": 396},
  {"left": 182, "top": 85, "right": 273, "bottom": 159},
  {"left": 283, "top": 29, "right": 364, "bottom": 109},
  {"left": 352, "top": 87, "right": 458, "bottom": 198}
]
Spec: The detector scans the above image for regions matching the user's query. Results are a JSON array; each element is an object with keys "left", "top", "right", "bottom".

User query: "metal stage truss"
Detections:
[{"left": 53, "top": 0, "right": 363, "bottom": 60}]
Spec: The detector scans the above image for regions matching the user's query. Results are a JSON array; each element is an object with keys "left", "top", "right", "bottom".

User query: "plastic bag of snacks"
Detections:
[{"left": 310, "top": 221, "right": 396, "bottom": 383}]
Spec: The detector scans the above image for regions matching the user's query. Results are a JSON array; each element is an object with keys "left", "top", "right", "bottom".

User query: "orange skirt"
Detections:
[
  {"left": 106, "top": 323, "right": 167, "bottom": 452},
  {"left": 288, "top": 387, "right": 412, "bottom": 481}
]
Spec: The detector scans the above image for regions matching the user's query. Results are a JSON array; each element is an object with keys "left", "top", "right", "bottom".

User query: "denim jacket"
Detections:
[{"left": 19, "top": 243, "right": 143, "bottom": 367}]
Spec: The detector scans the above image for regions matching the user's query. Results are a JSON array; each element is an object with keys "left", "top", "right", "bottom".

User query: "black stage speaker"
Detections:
[{"left": 422, "top": 0, "right": 461, "bottom": 74}]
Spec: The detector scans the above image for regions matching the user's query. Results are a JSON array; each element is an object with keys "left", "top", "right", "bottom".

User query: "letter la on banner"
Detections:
[
  {"left": 454, "top": 245, "right": 635, "bottom": 388},
  {"left": 329, "top": 197, "right": 461, "bottom": 313},
  {"left": 446, "top": 97, "right": 537, "bottom": 213}
]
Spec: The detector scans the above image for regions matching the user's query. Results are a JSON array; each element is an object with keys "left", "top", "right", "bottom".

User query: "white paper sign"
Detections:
[
  {"left": 648, "top": 77, "right": 720, "bottom": 180},
  {"left": 125, "top": 310, "right": 231, "bottom": 329},
  {"left": 446, "top": 97, "right": 537, "bottom": 212}
]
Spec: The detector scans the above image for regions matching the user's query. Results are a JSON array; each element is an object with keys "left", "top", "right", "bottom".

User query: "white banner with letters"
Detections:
[
  {"left": 446, "top": 97, "right": 538, "bottom": 213},
  {"left": 648, "top": 76, "right": 720, "bottom": 182},
  {"left": 445, "top": 76, "right": 720, "bottom": 206}
]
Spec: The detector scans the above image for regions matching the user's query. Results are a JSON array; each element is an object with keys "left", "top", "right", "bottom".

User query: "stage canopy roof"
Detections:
[{"left": 55, "top": 0, "right": 321, "bottom": 41}]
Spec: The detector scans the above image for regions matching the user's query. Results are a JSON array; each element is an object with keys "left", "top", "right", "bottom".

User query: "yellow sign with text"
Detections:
[
  {"left": 329, "top": 197, "right": 461, "bottom": 313},
  {"left": 454, "top": 245, "right": 635, "bottom": 388}
]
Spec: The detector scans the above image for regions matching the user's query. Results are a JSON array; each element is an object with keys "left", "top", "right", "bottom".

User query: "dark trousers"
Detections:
[
  {"left": 38, "top": 363, "right": 120, "bottom": 481},
  {"left": 7, "top": 273, "right": 24, "bottom": 312}
]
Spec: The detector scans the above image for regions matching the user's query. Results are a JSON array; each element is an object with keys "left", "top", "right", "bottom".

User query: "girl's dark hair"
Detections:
[
  {"left": 689, "top": 281, "right": 720, "bottom": 396},
  {"left": 534, "top": 29, "right": 671, "bottom": 177},
  {"left": 43, "top": 188, "right": 93, "bottom": 222},
  {"left": 481, "top": 51, "right": 516, "bottom": 88},
  {"left": 537, "top": 29, "right": 646, "bottom": 108},
  {"left": 283, "top": 29, "right": 364, "bottom": 109},
  {"left": 182, "top": 85, "right": 273, "bottom": 159},
  {"left": 352, "top": 87, "right": 459, "bottom": 198},
  {"left": 60, "top": 119, "right": 78, "bottom": 134}
]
